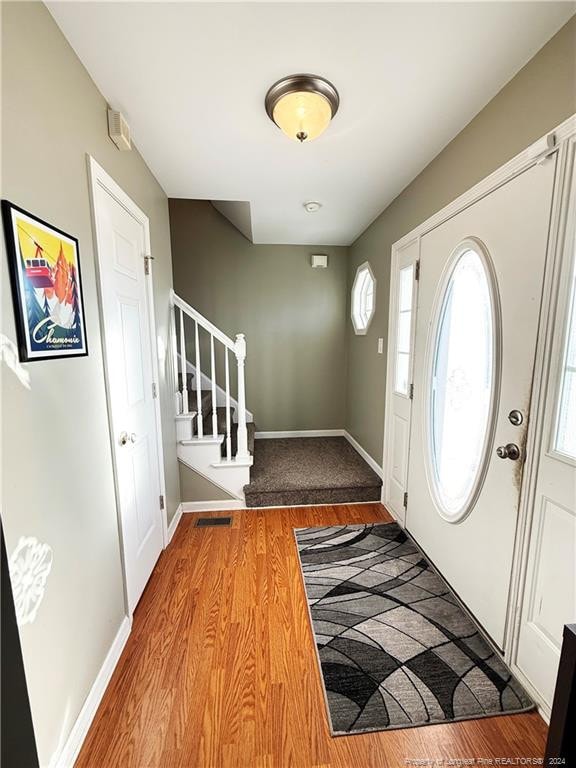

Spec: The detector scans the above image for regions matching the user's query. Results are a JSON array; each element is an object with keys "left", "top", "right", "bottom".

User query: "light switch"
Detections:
[{"left": 378, "top": 338, "right": 384, "bottom": 354}]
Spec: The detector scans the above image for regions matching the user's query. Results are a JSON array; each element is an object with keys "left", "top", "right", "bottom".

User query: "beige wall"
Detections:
[
  {"left": 170, "top": 199, "right": 349, "bottom": 431},
  {"left": 1, "top": 3, "right": 180, "bottom": 765},
  {"left": 179, "top": 462, "right": 234, "bottom": 502},
  {"left": 346, "top": 16, "right": 576, "bottom": 463}
]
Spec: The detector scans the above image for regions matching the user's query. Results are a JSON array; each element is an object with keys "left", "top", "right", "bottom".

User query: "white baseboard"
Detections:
[
  {"left": 181, "top": 499, "right": 246, "bottom": 512},
  {"left": 53, "top": 616, "right": 131, "bottom": 768},
  {"left": 255, "top": 429, "right": 346, "bottom": 439},
  {"left": 167, "top": 503, "right": 183, "bottom": 544},
  {"left": 509, "top": 661, "right": 551, "bottom": 723},
  {"left": 253, "top": 428, "right": 383, "bottom": 479},
  {"left": 342, "top": 431, "right": 383, "bottom": 478}
]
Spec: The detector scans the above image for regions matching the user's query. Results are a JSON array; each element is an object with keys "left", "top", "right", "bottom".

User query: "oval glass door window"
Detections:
[{"left": 429, "top": 243, "right": 499, "bottom": 522}]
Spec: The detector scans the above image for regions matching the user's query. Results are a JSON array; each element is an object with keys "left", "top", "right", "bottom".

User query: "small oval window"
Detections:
[{"left": 428, "top": 243, "right": 499, "bottom": 521}]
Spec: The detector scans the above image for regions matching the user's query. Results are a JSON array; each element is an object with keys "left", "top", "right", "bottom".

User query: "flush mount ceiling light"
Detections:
[
  {"left": 265, "top": 74, "right": 339, "bottom": 143},
  {"left": 304, "top": 201, "right": 322, "bottom": 213}
]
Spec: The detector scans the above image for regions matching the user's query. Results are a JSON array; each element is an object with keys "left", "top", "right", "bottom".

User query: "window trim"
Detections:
[
  {"left": 351, "top": 261, "right": 376, "bottom": 335},
  {"left": 424, "top": 237, "right": 502, "bottom": 524}
]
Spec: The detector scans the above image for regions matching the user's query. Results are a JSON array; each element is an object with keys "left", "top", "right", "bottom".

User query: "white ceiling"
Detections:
[{"left": 48, "top": 2, "right": 574, "bottom": 246}]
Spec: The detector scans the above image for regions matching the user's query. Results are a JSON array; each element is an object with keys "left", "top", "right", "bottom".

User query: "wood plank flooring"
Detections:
[{"left": 76, "top": 504, "right": 547, "bottom": 767}]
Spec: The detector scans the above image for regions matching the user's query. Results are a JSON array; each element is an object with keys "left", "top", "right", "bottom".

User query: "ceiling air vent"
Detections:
[{"left": 107, "top": 109, "right": 131, "bottom": 151}]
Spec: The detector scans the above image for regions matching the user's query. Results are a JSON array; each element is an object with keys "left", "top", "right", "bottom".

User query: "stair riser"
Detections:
[{"left": 244, "top": 485, "right": 381, "bottom": 508}]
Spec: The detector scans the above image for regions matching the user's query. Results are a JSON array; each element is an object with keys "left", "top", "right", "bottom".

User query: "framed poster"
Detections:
[{"left": 2, "top": 201, "right": 88, "bottom": 361}]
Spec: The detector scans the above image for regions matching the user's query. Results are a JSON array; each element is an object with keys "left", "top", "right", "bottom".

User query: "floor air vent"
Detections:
[{"left": 195, "top": 517, "right": 232, "bottom": 528}]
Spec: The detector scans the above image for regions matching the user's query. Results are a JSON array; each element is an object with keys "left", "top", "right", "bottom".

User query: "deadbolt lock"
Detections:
[{"left": 508, "top": 409, "right": 524, "bottom": 426}]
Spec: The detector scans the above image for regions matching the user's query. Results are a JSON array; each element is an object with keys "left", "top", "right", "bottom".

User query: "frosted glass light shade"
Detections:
[
  {"left": 273, "top": 91, "right": 332, "bottom": 143},
  {"left": 265, "top": 74, "right": 339, "bottom": 143}
]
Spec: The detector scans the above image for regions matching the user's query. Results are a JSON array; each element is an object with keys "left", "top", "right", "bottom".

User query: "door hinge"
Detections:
[
  {"left": 403, "top": 491, "right": 408, "bottom": 509},
  {"left": 159, "top": 494, "right": 165, "bottom": 511},
  {"left": 144, "top": 254, "right": 154, "bottom": 275},
  {"left": 415, "top": 260, "right": 420, "bottom": 281},
  {"left": 152, "top": 382, "right": 158, "bottom": 399},
  {"left": 409, "top": 383, "right": 414, "bottom": 400}
]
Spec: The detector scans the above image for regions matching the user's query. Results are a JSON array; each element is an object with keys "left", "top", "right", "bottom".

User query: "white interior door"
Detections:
[
  {"left": 384, "top": 238, "right": 419, "bottom": 523},
  {"left": 92, "top": 168, "right": 164, "bottom": 614},
  {"left": 406, "top": 158, "right": 556, "bottom": 648},
  {"left": 516, "top": 139, "right": 576, "bottom": 708}
]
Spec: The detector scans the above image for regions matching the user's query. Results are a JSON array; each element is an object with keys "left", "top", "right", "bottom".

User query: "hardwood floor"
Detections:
[{"left": 76, "top": 504, "right": 547, "bottom": 767}]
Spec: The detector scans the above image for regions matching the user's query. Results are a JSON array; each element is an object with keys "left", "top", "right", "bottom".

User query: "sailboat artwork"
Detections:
[{"left": 2, "top": 201, "right": 88, "bottom": 361}]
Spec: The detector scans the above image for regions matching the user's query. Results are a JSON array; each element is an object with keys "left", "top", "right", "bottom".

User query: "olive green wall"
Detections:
[
  {"left": 346, "top": 15, "right": 576, "bottom": 463},
  {"left": 169, "top": 199, "right": 349, "bottom": 431},
  {"left": 179, "top": 462, "right": 234, "bottom": 502},
  {"left": 1, "top": 3, "right": 180, "bottom": 765}
]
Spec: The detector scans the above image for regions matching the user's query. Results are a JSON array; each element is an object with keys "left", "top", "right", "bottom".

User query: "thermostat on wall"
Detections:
[{"left": 311, "top": 253, "right": 328, "bottom": 269}]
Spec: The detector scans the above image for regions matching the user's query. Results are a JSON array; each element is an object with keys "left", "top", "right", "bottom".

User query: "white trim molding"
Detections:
[
  {"left": 351, "top": 260, "right": 376, "bottom": 335},
  {"left": 52, "top": 617, "right": 131, "bottom": 768},
  {"left": 344, "top": 431, "right": 383, "bottom": 478},
  {"left": 181, "top": 500, "right": 247, "bottom": 512},
  {"left": 167, "top": 503, "right": 183, "bottom": 543},
  {"left": 391, "top": 115, "right": 576, "bottom": 255},
  {"left": 255, "top": 429, "right": 346, "bottom": 439}
]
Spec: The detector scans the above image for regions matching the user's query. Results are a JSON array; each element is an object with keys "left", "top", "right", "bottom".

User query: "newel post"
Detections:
[{"left": 234, "top": 333, "right": 249, "bottom": 460}]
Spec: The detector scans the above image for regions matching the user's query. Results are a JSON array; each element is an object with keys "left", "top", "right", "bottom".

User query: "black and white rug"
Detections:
[{"left": 294, "top": 522, "right": 533, "bottom": 734}]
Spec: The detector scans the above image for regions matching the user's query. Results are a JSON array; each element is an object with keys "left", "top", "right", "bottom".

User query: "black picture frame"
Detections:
[{"left": 2, "top": 200, "right": 88, "bottom": 362}]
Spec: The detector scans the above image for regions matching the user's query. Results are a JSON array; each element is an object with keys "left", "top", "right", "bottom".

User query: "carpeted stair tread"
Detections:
[{"left": 244, "top": 437, "right": 382, "bottom": 507}]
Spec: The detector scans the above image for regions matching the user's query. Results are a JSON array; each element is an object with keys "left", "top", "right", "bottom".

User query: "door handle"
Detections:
[
  {"left": 496, "top": 443, "right": 521, "bottom": 461},
  {"left": 119, "top": 431, "right": 128, "bottom": 446}
]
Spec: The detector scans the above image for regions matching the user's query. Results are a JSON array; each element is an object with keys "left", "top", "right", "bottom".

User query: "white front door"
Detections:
[
  {"left": 516, "top": 139, "right": 576, "bottom": 707},
  {"left": 406, "top": 158, "right": 556, "bottom": 648},
  {"left": 92, "top": 167, "right": 164, "bottom": 614}
]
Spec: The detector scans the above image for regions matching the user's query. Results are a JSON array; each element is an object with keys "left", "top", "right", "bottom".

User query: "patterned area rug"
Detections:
[{"left": 294, "top": 522, "right": 533, "bottom": 734}]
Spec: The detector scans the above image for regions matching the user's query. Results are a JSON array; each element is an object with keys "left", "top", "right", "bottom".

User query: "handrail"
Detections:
[
  {"left": 170, "top": 289, "right": 250, "bottom": 462},
  {"left": 171, "top": 290, "right": 235, "bottom": 350}
]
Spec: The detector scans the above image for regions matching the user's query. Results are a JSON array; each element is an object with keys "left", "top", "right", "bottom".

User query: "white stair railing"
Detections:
[{"left": 170, "top": 290, "right": 250, "bottom": 462}]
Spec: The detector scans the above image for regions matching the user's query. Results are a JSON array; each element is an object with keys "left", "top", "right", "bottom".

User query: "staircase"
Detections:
[
  {"left": 171, "top": 290, "right": 383, "bottom": 507},
  {"left": 171, "top": 291, "right": 254, "bottom": 500}
]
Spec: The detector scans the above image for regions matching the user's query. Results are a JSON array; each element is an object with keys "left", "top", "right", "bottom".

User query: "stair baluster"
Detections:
[
  {"left": 170, "top": 290, "right": 252, "bottom": 473},
  {"left": 179, "top": 308, "right": 189, "bottom": 414},
  {"left": 225, "top": 348, "right": 232, "bottom": 461},
  {"left": 171, "top": 303, "right": 181, "bottom": 414},
  {"left": 194, "top": 320, "right": 203, "bottom": 438},
  {"left": 210, "top": 334, "right": 217, "bottom": 439},
  {"left": 235, "top": 334, "right": 249, "bottom": 460}
]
